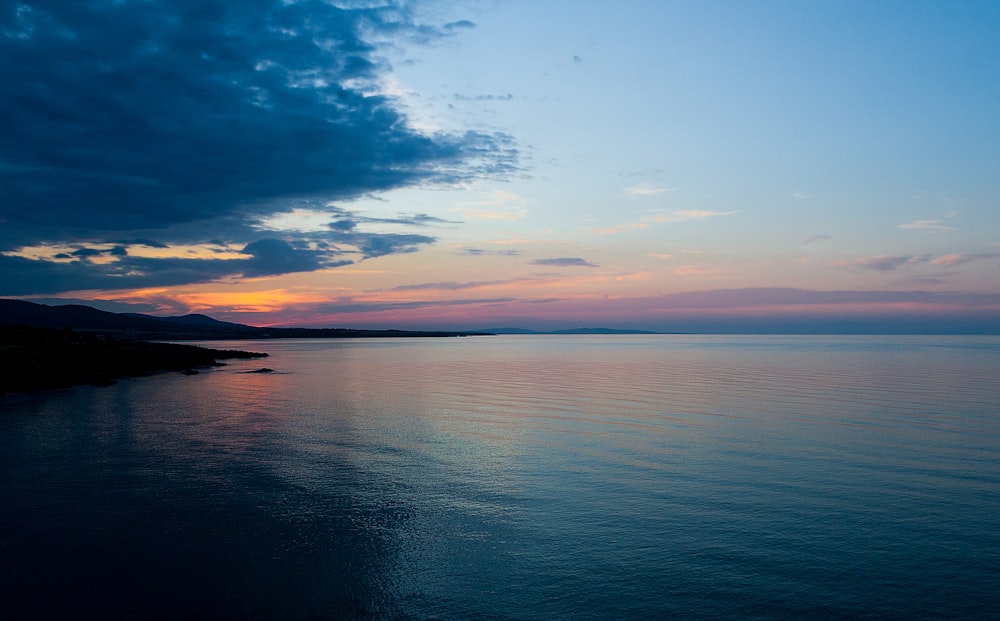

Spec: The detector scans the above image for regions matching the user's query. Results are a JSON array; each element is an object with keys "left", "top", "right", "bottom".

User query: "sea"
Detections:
[{"left": 2, "top": 335, "right": 999, "bottom": 620}]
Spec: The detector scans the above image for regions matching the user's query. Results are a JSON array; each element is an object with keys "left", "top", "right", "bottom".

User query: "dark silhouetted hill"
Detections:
[
  {"left": 0, "top": 299, "right": 491, "bottom": 339},
  {"left": 0, "top": 324, "right": 267, "bottom": 394},
  {"left": 0, "top": 299, "right": 257, "bottom": 338}
]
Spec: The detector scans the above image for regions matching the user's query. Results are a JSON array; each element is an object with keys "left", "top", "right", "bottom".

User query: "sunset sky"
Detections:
[{"left": 2, "top": 1, "right": 999, "bottom": 332}]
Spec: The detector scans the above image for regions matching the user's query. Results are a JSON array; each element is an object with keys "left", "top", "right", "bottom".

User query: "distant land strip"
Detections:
[
  {"left": 0, "top": 299, "right": 493, "bottom": 341},
  {"left": 0, "top": 299, "right": 675, "bottom": 394}
]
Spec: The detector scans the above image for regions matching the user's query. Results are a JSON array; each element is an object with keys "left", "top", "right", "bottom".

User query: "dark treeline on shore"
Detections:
[
  {"left": 0, "top": 299, "right": 490, "bottom": 395},
  {"left": 0, "top": 324, "right": 268, "bottom": 395}
]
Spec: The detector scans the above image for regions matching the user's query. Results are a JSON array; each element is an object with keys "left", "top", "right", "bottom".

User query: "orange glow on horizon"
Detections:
[{"left": 174, "top": 290, "right": 332, "bottom": 314}]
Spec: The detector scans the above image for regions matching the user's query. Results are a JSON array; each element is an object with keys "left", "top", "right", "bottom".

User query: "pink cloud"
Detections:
[
  {"left": 839, "top": 255, "right": 930, "bottom": 271},
  {"left": 675, "top": 265, "right": 716, "bottom": 276},
  {"left": 899, "top": 219, "right": 954, "bottom": 231},
  {"left": 189, "top": 286, "right": 1000, "bottom": 333}
]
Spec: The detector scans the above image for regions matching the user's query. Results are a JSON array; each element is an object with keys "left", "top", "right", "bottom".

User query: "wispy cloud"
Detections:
[
  {"left": 457, "top": 247, "right": 522, "bottom": 257},
  {"left": 643, "top": 210, "right": 740, "bottom": 223},
  {"left": 594, "top": 209, "right": 739, "bottom": 235},
  {"left": 645, "top": 288, "right": 1000, "bottom": 311},
  {"left": 622, "top": 183, "right": 674, "bottom": 197},
  {"left": 593, "top": 222, "right": 649, "bottom": 235},
  {"left": 836, "top": 252, "right": 999, "bottom": 274},
  {"left": 259, "top": 207, "right": 460, "bottom": 234},
  {"left": 899, "top": 219, "right": 954, "bottom": 231},
  {"left": 929, "top": 253, "right": 1000, "bottom": 267},
  {"left": 675, "top": 210, "right": 740, "bottom": 220},
  {"left": 839, "top": 254, "right": 931, "bottom": 271},
  {"left": 364, "top": 213, "right": 462, "bottom": 227},
  {"left": 530, "top": 257, "right": 600, "bottom": 268},
  {"left": 456, "top": 209, "right": 527, "bottom": 221},
  {"left": 647, "top": 253, "right": 674, "bottom": 260},
  {"left": 453, "top": 93, "right": 514, "bottom": 102},
  {"left": 638, "top": 213, "right": 670, "bottom": 224},
  {"left": 456, "top": 190, "right": 527, "bottom": 220},
  {"left": 793, "top": 192, "right": 814, "bottom": 199},
  {"left": 802, "top": 234, "right": 832, "bottom": 246},
  {"left": 675, "top": 265, "right": 716, "bottom": 276},
  {"left": 391, "top": 278, "right": 528, "bottom": 292},
  {"left": 484, "top": 238, "right": 551, "bottom": 247}
]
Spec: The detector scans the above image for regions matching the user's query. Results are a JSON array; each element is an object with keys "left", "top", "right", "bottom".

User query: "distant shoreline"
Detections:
[{"left": 0, "top": 299, "right": 494, "bottom": 342}]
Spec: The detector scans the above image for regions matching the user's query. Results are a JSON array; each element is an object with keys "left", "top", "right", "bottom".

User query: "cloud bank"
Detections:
[
  {"left": 177, "top": 286, "right": 1000, "bottom": 334},
  {"left": 840, "top": 253, "right": 1000, "bottom": 273},
  {"left": 0, "top": 1, "right": 517, "bottom": 294}
]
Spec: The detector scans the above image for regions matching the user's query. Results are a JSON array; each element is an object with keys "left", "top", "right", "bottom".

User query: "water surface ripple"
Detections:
[{"left": 2, "top": 335, "right": 998, "bottom": 619}]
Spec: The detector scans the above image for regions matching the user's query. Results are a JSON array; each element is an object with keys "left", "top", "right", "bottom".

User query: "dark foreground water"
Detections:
[{"left": 2, "top": 335, "right": 999, "bottom": 620}]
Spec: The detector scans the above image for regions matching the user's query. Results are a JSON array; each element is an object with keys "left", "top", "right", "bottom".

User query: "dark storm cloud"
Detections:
[
  {"left": 0, "top": 253, "right": 249, "bottom": 295},
  {"left": 113, "top": 239, "right": 170, "bottom": 249},
  {"left": 69, "top": 247, "right": 109, "bottom": 259},
  {"left": 530, "top": 257, "right": 600, "bottom": 268},
  {"left": 0, "top": 1, "right": 516, "bottom": 294},
  {"left": 240, "top": 238, "right": 328, "bottom": 277}
]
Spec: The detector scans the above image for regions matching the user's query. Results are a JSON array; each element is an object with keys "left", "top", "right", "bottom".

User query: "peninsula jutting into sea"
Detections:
[
  {"left": 0, "top": 299, "right": 672, "bottom": 394},
  {"left": 0, "top": 299, "right": 491, "bottom": 394}
]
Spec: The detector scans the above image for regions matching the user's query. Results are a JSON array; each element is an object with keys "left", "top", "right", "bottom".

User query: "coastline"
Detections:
[{"left": 0, "top": 325, "right": 267, "bottom": 395}]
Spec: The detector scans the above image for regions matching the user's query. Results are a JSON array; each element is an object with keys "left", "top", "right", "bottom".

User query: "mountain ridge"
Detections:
[{"left": 0, "top": 299, "right": 489, "bottom": 339}]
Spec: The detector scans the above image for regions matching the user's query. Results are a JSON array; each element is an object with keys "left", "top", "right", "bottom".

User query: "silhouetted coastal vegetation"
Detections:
[
  {"left": 0, "top": 298, "right": 492, "bottom": 395},
  {"left": 0, "top": 325, "right": 267, "bottom": 394}
]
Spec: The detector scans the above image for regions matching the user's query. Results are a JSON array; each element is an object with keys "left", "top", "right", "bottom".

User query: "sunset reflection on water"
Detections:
[{"left": 3, "top": 335, "right": 999, "bottom": 620}]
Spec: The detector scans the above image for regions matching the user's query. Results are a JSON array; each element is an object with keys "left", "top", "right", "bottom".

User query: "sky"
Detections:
[{"left": 2, "top": 0, "right": 999, "bottom": 332}]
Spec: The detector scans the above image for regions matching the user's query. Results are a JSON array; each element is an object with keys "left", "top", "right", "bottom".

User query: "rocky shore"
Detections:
[{"left": 0, "top": 325, "right": 267, "bottom": 395}]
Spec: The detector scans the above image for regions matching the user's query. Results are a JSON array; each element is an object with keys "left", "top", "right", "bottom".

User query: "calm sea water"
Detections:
[{"left": 2, "top": 335, "right": 999, "bottom": 620}]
